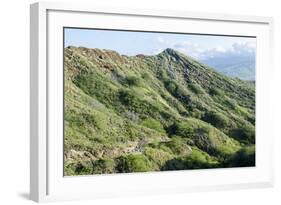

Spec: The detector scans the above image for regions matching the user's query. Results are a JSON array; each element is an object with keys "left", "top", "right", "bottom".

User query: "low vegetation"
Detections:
[{"left": 64, "top": 46, "right": 255, "bottom": 175}]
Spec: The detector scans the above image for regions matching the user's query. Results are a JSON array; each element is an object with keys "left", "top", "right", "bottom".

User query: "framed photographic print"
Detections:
[{"left": 30, "top": 2, "right": 274, "bottom": 202}]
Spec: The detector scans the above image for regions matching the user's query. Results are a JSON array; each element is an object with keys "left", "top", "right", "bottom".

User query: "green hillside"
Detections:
[{"left": 64, "top": 46, "right": 255, "bottom": 176}]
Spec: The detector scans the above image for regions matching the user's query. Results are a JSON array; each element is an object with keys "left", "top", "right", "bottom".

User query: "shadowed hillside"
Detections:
[{"left": 64, "top": 46, "right": 255, "bottom": 176}]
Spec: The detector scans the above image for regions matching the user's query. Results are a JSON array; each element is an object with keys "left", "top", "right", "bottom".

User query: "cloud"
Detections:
[
  {"left": 231, "top": 41, "right": 256, "bottom": 54},
  {"left": 157, "top": 36, "right": 166, "bottom": 43},
  {"left": 173, "top": 41, "right": 204, "bottom": 58},
  {"left": 156, "top": 37, "right": 203, "bottom": 58},
  {"left": 148, "top": 48, "right": 164, "bottom": 55},
  {"left": 155, "top": 36, "right": 256, "bottom": 60},
  {"left": 199, "top": 41, "right": 256, "bottom": 60}
]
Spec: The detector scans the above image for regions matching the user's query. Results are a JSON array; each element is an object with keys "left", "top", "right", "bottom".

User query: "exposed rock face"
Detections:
[{"left": 64, "top": 46, "right": 255, "bottom": 176}]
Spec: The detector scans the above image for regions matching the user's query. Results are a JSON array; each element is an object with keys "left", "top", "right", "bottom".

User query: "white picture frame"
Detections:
[{"left": 30, "top": 1, "right": 274, "bottom": 202}]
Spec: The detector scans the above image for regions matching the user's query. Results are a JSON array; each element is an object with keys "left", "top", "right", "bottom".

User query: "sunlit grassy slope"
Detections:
[{"left": 64, "top": 46, "right": 255, "bottom": 176}]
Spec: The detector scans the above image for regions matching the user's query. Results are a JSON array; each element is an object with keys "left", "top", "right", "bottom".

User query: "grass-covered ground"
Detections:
[{"left": 64, "top": 46, "right": 255, "bottom": 176}]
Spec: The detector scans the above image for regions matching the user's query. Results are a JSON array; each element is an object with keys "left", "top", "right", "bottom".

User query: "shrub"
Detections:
[
  {"left": 224, "top": 98, "right": 237, "bottom": 110},
  {"left": 141, "top": 72, "right": 150, "bottom": 80},
  {"left": 161, "top": 158, "right": 187, "bottom": 171},
  {"left": 92, "top": 158, "right": 117, "bottom": 174},
  {"left": 64, "top": 162, "right": 77, "bottom": 176},
  {"left": 125, "top": 75, "right": 141, "bottom": 86},
  {"left": 188, "top": 83, "right": 203, "bottom": 94},
  {"left": 124, "top": 110, "right": 139, "bottom": 122},
  {"left": 117, "top": 154, "right": 154, "bottom": 172},
  {"left": 72, "top": 55, "right": 92, "bottom": 72},
  {"left": 226, "top": 146, "right": 255, "bottom": 167},
  {"left": 165, "top": 136, "right": 192, "bottom": 155},
  {"left": 208, "top": 87, "right": 222, "bottom": 96},
  {"left": 164, "top": 80, "right": 178, "bottom": 94},
  {"left": 202, "top": 111, "right": 229, "bottom": 129},
  {"left": 144, "top": 147, "right": 173, "bottom": 167},
  {"left": 163, "top": 79, "right": 191, "bottom": 104},
  {"left": 73, "top": 71, "right": 118, "bottom": 108},
  {"left": 181, "top": 149, "right": 218, "bottom": 169},
  {"left": 175, "top": 86, "right": 191, "bottom": 104},
  {"left": 65, "top": 110, "right": 99, "bottom": 129},
  {"left": 118, "top": 88, "right": 165, "bottom": 119},
  {"left": 190, "top": 108, "right": 203, "bottom": 119},
  {"left": 74, "top": 161, "right": 93, "bottom": 175},
  {"left": 118, "top": 89, "right": 138, "bottom": 106},
  {"left": 141, "top": 118, "right": 165, "bottom": 133},
  {"left": 168, "top": 119, "right": 201, "bottom": 137},
  {"left": 230, "top": 124, "right": 255, "bottom": 144},
  {"left": 162, "top": 149, "right": 218, "bottom": 170},
  {"left": 167, "top": 118, "right": 237, "bottom": 156}
]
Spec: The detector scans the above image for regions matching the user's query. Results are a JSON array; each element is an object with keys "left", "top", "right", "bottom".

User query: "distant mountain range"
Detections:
[
  {"left": 201, "top": 55, "right": 255, "bottom": 81},
  {"left": 64, "top": 47, "right": 255, "bottom": 176}
]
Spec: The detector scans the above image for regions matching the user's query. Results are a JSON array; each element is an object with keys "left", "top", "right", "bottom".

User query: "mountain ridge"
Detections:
[{"left": 64, "top": 46, "right": 255, "bottom": 175}]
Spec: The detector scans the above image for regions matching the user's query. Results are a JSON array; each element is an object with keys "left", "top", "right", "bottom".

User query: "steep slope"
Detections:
[{"left": 64, "top": 46, "right": 255, "bottom": 175}]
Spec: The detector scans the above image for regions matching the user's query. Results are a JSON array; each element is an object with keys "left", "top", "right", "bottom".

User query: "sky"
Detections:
[{"left": 64, "top": 28, "right": 256, "bottom": 61}]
